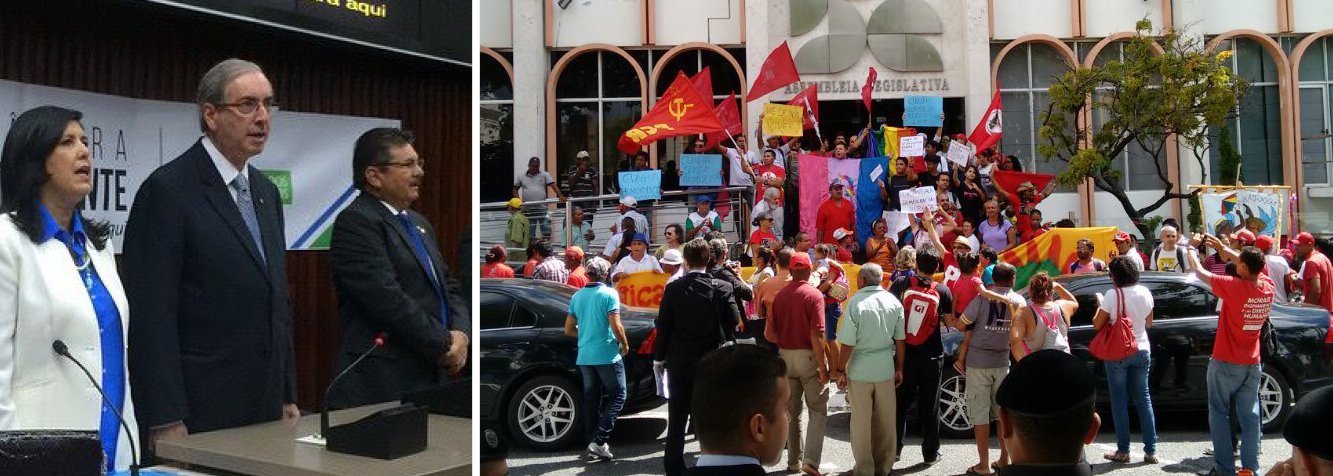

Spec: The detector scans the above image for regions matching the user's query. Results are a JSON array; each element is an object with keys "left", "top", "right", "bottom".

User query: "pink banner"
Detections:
[{"left": 800, "top": 154, "right": 829, "bottom": 238}]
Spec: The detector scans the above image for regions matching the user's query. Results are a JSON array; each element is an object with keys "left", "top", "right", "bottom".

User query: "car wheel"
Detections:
[
  {"left": 506, "top": 375, "right": 582, "bottom": 450},
  {"left": 1259, "top": 367, "right": 1292, "bottom": 433},
  {"left": 938, "top": 366, "right": 973, "bottom": 439}
]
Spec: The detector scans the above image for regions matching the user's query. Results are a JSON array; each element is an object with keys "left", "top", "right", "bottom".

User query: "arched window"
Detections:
[
  {"left": 480, "top": 52, "right": 514, "bottom": 203},
  {"left": 995, "top": 42, "right": 1074, "bottom": 186},
  {"left": 553, "top": 50, "right": 643, "bottom": 196},
  {"left": 1297, "top": 36, "right": 1333, "bottom": 186},
  {"left": 1209, "top": 38, "right": 1284, "bottom": 185}
]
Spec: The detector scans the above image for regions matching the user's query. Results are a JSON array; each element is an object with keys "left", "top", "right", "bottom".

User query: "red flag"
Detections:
[
  {"left": 618, "top": 72, "right": 724, "bottom": 155},
  {"left": 861, "top": 67, "right": 877, "bottom": 113},
  {"left": 786, "top": 84, "right": 820, "bottom": 130},
  {"left": 969, "top": 91, "right": 1003, "bottom": 152},
  {"left": 747, "top": 42, "right": 800, "bottom": 102},
  {"left": 691, "top": 67, "right": 713, "bottom": 105},
  {"left": 992, "top": 170, "right": 1055, "bottom": 207},
  {"left": 704, "top": 92, "right": 743, "bottom": 150}
]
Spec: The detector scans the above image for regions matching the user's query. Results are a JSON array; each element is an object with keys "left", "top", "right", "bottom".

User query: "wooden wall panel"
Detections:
[{"left": 0, "top": 0, "right": 472, "bottom": 411}]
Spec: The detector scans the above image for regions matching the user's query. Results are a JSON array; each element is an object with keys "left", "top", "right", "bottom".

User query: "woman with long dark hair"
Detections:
[
  {"left": 1093, "top": 256, "right": 1159, "bottom": 465},
  {"left": 0, "top": 106, "right": 138, "bottom": 472},
  {"left": 956, "top": 164, "right": 987, "bottom": 225}
]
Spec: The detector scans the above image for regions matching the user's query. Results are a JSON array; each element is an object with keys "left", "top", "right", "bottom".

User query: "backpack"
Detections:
[
  {"left": 902, "top": 278, "right": 942, "bottom": 346},
  {"left": 1089, "top": 288, "right": 1137, "bottom": 361}
]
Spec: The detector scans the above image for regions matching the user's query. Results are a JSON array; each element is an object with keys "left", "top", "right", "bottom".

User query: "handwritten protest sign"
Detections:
[
  {"left": 618, "top": 170, "right": 662, "bottom": 200},
  {"left": 762, "top": 103, "right": 804, "bottom": 137},
  {"left": 898, "top": 186, "right": 938, "bottom": 213},
  {"left": 946, "top": 142, "right": 972, "bottom": 167},
  {"left": 904, "top": 95, "right": 943, "bottom": 127},
  {"left": 899, "top": 135, "right": 925, "bottom": 157},
  {"left": 679, "top": 154, "right": 722, "bottom": 186}
]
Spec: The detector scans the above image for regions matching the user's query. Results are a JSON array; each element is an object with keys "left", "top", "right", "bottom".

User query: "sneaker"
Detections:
[
  {"left": 587, "top": 442, "right": 613, "bottom": 460},
  {"left": 1144, "top": 453, "right": 1159, "bottom": 464}
]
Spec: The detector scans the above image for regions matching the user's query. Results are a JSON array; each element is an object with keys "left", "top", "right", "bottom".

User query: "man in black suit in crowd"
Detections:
[
  {"left": 655, "top": 238, "right": 741, "bottom": 476},
  {"left": 326, "top": 127, "right": 469, "bottom": 408},
  {"left": 683, "top": 345, "right": 790, "bottom": 476},
  {"left": 125, "top": 58, "right": 299, "bottom": 446}
]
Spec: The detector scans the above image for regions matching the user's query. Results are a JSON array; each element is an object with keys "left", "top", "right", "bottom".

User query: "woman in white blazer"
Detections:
[{"left": 0, "top": 106, "right": 138, "bottom": 472}]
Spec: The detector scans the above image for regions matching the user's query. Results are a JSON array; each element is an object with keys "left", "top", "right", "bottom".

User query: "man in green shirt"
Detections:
[
  {"left": 505, "top": 198, "right": 530, "bottom": 261},
  {"left": 835, "top": 263, "right": 906, "bottom": 476}
]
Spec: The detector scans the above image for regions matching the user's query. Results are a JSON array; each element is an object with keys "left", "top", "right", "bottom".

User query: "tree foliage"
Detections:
[{"left": 1037, "top": 20, "right": 1248, "bottom": 246}]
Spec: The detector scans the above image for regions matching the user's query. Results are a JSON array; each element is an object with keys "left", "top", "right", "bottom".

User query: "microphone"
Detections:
[
  {"left": 321, "top": 333, "right": 386, "bottom": 440},
  {"left": 52, "top": 339, "right": 139, "bottom": 476}
]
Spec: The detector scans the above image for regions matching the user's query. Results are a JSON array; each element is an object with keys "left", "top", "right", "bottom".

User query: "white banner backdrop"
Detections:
[{"left": 0, "top": 79, "right": 399, "bottom": 251}]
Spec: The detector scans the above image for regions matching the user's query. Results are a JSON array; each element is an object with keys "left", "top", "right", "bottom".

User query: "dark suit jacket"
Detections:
[
  {"left": 326, "top": 192, "right": 469, "bottom": 409},
  {"left": 124, "top": 139, "right": 295, "bottom": 433},
  {"left": 653, "top": 272, "right": 739, "bottom": 368},
  {"left": 682, "top": 464, "right": 767, "bottom": 476}
]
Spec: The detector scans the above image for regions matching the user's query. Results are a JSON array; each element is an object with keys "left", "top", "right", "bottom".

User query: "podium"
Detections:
[{"left": 154, "top": 403, "right": 471, "bottom": 476}]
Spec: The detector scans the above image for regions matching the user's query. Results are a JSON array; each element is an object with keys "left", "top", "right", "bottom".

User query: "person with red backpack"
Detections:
[{"left": 887, "top": 247, "right": 955, "bottom": 466}]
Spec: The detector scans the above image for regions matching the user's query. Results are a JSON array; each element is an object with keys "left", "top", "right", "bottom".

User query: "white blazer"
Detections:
[{"left": 0, "top": 214, "right": 138, "bottom": 470}]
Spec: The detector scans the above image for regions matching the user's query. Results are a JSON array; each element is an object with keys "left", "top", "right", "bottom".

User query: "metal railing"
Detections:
[{"left": 479, "top": 186, "right": 754, "bottom": 262}]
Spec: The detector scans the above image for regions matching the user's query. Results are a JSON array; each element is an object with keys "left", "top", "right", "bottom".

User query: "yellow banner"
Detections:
[{"left": 762, "top": 103, "right": 804, "bottom": 137}]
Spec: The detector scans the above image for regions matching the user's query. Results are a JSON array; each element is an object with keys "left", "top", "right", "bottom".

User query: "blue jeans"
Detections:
[
  {"left": 824, "top": 303, "right": 842, "bottom": 340},
  {"left": 1207, "top": 359, "right": 1261, "bottom": 474},
  {"left": 1105, "top": 349, "right": 1157, "bottom": 454},
  {"left": 580, "top": 360, "right": 626, "bottom": 445}
]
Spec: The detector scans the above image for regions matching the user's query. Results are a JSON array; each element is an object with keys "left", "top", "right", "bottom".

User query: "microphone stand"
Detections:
[{"left": 53, "top": 340, "right": 139, "bottom": 476}]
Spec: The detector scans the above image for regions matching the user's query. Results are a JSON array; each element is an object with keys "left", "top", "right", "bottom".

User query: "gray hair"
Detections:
[
  {"left": 585, "top": 256, "right": 612, "bottom": 281},
  {"left": 197, "top": 58, "right": 263, "bottom": 132},
  {"left": 858, "top": 263, "right": 884, "bottom": 287},
  {"left": 708, "top": 238, "right": 729, "bottom": 264},
  {"left": 1159, "top": 225, "right": 1178, "bottom": 237},
  {"left": 764, "top": 187, "right": 780, "bottom": 200}
]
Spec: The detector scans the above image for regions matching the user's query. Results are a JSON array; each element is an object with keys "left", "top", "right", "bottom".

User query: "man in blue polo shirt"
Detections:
[{"left": 564, "top": 257, "right": 630, "bottom": 461}]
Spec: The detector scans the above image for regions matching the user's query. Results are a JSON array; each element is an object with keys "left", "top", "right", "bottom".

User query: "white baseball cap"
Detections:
[{"left": 660, "top": 248, "right": 684, "bottom": 266}]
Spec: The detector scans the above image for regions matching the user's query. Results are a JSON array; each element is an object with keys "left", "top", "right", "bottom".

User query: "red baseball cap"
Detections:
[
  {"left": 789, "top": 253, "right": 812, "bottom": 270},
  {"left": 1295, "top": 232, "right": 1316, "bottom": 246},
  {"left": 953, "top": 133, "right": 966, "bottom": 141},
  {"left": 1113, "top": 231, "right": 1131, "bottom": 242},
  {"left": 1254, "top": 235, "right": 1274, "bottom": 252},
  {"left": 1234, "top": 229, "right": 1256, "bottom": 245}
]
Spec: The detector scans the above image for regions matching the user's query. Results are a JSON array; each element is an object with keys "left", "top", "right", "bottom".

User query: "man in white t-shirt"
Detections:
[
  {"left": 613, "top": 232, "right": 662, "bottom": 282},
  {"left": 718, "top": 135, "right": 758, "bottom": 187},
  {"left": 1149, "top": 225, "right": 1190, "bottom": 273},
  {"left": 1256, "top": 235, "right": 1294, "bottom": 303}
]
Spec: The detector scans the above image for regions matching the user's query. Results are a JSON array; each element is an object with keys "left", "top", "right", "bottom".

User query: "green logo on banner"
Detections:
[{"left": 260, "top": 170, "right": 293, "bottom": 205}]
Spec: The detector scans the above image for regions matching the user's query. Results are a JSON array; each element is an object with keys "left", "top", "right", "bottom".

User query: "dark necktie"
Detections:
[{"left": 396, "top": 211, "right": 449, "bottom": 327}]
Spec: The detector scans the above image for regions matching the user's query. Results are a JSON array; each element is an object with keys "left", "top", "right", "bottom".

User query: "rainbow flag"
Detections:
[
  {"left": 870, "top": 126, "right": 916, "bottom": 171},
  {"left": 998, "top": 227, "right": 1119, "bottom": 289}
]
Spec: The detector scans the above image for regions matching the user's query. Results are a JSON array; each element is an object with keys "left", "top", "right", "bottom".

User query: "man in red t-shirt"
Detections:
[
  {"left": 1186, "top": 239, "right": 1274, "bottom": 476},
  {"left": 816, "top": 181, "right": 855, "bottom": 245},
  {"left": 764, "top": 253, "right": 829, "bottom": 475},
  {"left": 1294, "top": 232, "right": 1333, "bottom": 343},
  {"left": 754, "top": 149, "right": 786, "bottom": 205}
]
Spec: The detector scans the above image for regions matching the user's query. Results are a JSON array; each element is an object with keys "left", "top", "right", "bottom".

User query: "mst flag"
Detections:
[
  {"left": 861, "top": 67, "right": 877, "bottom": 112},
  {"left": 747, "top": 42, "right": 800, "bottom": 102},
  {"left": 618, "top": 72, "right": 724, "bottom": 154},
  {"left": 787, "top": 84, "right": 819, "bottom": 130},
  {"left": 969, "top": 90, "right": 1003, "bottom": 151}
]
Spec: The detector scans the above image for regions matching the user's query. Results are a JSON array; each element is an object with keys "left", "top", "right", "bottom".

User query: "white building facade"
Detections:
[{"left": 481, "top": 0, "right": 1333, "bottom": 235}]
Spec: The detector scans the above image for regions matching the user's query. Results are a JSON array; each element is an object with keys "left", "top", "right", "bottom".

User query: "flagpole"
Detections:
[{"left": 803, "top": 100, "right": 823, "bottom": 144}]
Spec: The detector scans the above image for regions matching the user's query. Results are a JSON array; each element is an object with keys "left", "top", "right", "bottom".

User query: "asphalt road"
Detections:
[{"left": 503, "top": 389, "right": 1293, "bottom": 476}]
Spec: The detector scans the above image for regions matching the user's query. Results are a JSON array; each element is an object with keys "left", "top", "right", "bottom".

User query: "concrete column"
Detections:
[
  {"left": 512, "top": 0, "right": 548, "bottom": 170},
  {"left": 963, "top": 0, "right": 993, "bottom": 132}
]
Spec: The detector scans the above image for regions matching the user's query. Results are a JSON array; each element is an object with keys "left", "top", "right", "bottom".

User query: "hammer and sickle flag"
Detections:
[{"left": 617, "top": 72, "right": 724, "bottom": 155}]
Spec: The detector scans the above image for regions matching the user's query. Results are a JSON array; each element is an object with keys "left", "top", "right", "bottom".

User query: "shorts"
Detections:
[
  {"left": 825, "top": 302, "right": 842, "bottom": 340},
  {"left": 964, "top": 366, "right": 1008, "bottom": 424}
]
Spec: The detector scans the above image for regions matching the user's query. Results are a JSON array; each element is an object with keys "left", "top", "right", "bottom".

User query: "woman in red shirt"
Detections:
[{"left": 482, "top": 245, "right": 515, "bottom": 278}]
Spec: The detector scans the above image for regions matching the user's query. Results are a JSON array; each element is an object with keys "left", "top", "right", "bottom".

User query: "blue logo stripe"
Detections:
[{"left": 294, "top": 185, "right": 358, "bottom": 249}]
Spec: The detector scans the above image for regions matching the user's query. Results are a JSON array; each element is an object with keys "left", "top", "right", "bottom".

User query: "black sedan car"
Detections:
[
  {"left": 479, "top": 279, "right": 665, "bottom": 450},
  {"left": 934, "top": 271, "right": 1333, "bottom": 438}
]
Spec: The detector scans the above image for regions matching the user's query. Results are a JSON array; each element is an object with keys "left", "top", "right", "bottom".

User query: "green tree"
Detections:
[{"left": 1038, "top": 20, "right": 1248, "bottom": 248}]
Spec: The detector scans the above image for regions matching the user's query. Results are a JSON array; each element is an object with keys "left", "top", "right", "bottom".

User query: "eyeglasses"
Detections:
[
  {"left": 215, "top": 98, "right": 279, "bottom": 116},
  {"left": 378, "top": 158, "right": 427, "bottom": 170}
]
